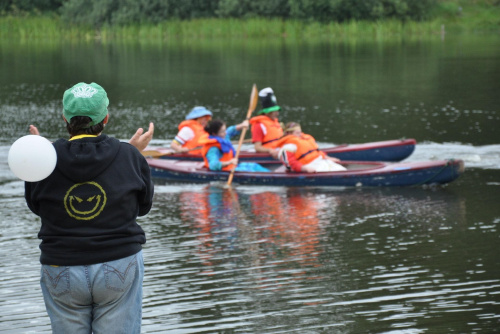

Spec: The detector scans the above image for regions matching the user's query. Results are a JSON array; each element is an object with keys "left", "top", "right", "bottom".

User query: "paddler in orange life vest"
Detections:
[
  {"left": 170, "top": 106, "right": 212, "bottom": 155},
  {"left": 250, "top": 87, "right": 284, "bottom": 159},
  {"left": 200, "top": 119, "right": 270, "bottom": 172},
  {"left": 277, "top": 122, "right": 347, "bottom": 173}
]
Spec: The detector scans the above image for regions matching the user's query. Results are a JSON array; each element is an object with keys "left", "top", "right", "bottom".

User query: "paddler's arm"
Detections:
[
  {"left": 225, "top": 125, "right": 239, "bottom": 140},
  {"left": 234, "top": 120, "right": 249, "bottom": 132},
  {"left": 206, "top": 147, "right": 238, "bottom": 171},
  {"left": 251, "top": 123, "right": 279, "bottom": 158},
  {"left": 171, "top": 126, "right": 195, "bottom": 153},
  {"left": 224, "top": 120, "right": 249, "bottom": 140},
  {"left": 254, "top": 141, "right": 280, "bottom": 159},
  {"left": 170, "top": 140, "right": 190, "bottom": 153},
  {"left": 129, "top": 122, "right": 154, "bottom": 152},
  {"left": 284, "top": 151, "right": 315, "bottom": 173},
  {"left": 278, "top": 145, "right": 311, "bottom": 173},
  {"left": 206, "top": 147, "right": 223, "bottom": 170}
]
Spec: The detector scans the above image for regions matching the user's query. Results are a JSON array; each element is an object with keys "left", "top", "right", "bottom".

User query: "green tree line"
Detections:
[{"left": 2, "top": 0, "right": 437, "bottom": 26}]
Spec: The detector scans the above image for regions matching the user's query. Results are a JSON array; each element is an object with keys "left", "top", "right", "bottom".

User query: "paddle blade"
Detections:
[
  {"left": 141, "top": 150, "right": 172, "bottom": 158},
  {"left": 141, "top": 146, "right": 202, "bottom": 158},
  {"left": 247, "top": 84, "right": 259, "bottom": 119}
]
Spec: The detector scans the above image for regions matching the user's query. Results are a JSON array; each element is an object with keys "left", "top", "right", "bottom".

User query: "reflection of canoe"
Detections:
[
  {"left": 144, "top": 138, "right": 416, "bottom": 162},
  {"left": 147, "top": 158, "right": 464, "bottom": 187}
]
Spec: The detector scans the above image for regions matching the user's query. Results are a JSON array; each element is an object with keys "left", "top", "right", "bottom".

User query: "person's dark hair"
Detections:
[
  {"left": 204, "top": 119, "right": 225, "bottom": 136},
  {"left": 66, "top": 116, "right": 105, "bottom": 137}
]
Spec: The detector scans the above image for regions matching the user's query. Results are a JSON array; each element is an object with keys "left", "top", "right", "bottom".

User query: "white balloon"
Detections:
[{"left": 8, "top": 135, "right": 57, "bottom": 182}]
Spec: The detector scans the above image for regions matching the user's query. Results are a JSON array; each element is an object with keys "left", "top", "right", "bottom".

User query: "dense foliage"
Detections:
[
  {"left": 1, "top": 0, "right": 61, "bottom": 13},
  {"left": 1, "top": 0, "right": 439, "bottom": 26}
]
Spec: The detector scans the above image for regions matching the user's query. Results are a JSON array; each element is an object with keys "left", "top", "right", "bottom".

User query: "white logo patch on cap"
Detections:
[{"left": 71, "top": 85, "right": 98, "bottom": 98}]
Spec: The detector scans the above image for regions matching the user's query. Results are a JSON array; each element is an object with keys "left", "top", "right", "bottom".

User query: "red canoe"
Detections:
[{"left": 143, "top": 138, "right": 416, "bottom": 162}]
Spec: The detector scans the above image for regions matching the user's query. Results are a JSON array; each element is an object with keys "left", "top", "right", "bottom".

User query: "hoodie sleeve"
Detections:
[
  {"left": 24, "top": 181, "right": 39, "bottom": 216},
  {"left": 138, "top": 155, "right": 154, "bottom": 216}
]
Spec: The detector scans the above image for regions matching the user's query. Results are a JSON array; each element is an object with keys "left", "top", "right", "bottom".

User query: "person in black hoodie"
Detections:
[{"left": 24, "top": 82, "right": 154, "bottom": 334}]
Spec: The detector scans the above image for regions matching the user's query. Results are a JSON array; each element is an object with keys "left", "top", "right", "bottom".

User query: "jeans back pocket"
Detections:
[
  {"left": 104, "top": 254, "right": 138, "bottom": 292},
  {"left": 41, "top": 266, "right": 70, "bottom": 297}
]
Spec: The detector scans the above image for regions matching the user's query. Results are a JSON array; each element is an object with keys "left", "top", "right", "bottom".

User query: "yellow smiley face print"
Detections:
[{"left": 64, "top": 181, "right": 107, "bottom": 220}]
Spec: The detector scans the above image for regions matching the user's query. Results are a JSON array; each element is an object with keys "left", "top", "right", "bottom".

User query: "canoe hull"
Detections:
[
  {"left": 147, "top": 159, "right": 464, "bottom": 187},
  {"left": 144, "top": 138, "right": 416, "bottom": 162}
]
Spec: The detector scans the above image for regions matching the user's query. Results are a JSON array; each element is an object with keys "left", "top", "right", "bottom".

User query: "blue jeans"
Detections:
[{"left": 40, "top": 251, "right": 144, "bottom": 334}]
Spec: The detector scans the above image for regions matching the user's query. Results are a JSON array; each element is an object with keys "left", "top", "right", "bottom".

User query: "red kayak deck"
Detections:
[{"left": 143, "top": 138, "right": 416, "bottom": 162}]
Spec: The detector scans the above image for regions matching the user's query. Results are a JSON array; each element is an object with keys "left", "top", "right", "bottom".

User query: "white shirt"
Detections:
[{"left": 174, "top": 126, "right": 195, "bottom": 145}]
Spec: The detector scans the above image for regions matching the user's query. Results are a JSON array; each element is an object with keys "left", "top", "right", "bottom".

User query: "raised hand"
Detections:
[
  {"left": 129, "top": 122, "right": 154, "bottom": 152},
  {"left": 29, "top": 125, "right": 40, "bottom": 136}
]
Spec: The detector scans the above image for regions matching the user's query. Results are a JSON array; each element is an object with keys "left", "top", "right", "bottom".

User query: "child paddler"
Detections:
[
  {"left": 277, "top": 122, "right": 346, "bottom": 173},
  {"left": 170, "top": 106, "right": 212, "bottom": 154},
  {"left": 250, "top": 87, "right": 284, "bottom": 159},
  {"left": 201, "top": 119, "right": 270, "bottom": 172}
]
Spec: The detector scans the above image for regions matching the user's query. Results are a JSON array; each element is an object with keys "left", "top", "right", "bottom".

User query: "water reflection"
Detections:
[
  {"left": 172, "top": 185, "right": 345, "bottom": 332},
  {"left": 179, "top": 187, "right": 244, "bottom": 273},
  {"left": 248, "top": 189, "right": 328, "bottom": 272},
  {"left": 178, "top": 186, "right": 332, "bottom": 280}
]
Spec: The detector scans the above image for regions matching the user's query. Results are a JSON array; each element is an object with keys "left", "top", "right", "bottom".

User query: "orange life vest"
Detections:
[
  {"left": 276, "top": 133, "right": 325, "bottom": 165},
  {"left": 200, "top": 137, "right": 236, "bottom": 171},
  {"left": 177, "top": 120, "right": 207, "bottom": 154},
  {"left": 249, "top": 115, "right": 284, "bottom": 149}
]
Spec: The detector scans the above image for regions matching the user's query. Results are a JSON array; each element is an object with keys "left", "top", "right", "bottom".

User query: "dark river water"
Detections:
[{"left": 0, "top": 33, "right": 499, "bottom": 333}]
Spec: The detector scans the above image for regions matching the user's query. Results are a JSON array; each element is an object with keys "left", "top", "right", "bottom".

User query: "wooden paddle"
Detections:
[
  {"left": 142, "top": 146, "right": 201, "bottom": 158},
  {"left": 227, "top": 84, "right": 259, "bottom": 187},
  {"left": 141, "top": 139, "right": 253, "bottom": 158}
]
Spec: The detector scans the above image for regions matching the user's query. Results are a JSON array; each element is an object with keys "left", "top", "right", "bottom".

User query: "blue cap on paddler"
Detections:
[
  {"left": 258, "top": 87, "right": 281, "bottom": 115},
  {"left": 186, "top": 106, "right": 213, "bottom": 120}
]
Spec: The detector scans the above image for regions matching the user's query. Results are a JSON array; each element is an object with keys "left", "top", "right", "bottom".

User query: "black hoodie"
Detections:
[{"left": 25, "top": 134, "right": 154, "bottom": 266}]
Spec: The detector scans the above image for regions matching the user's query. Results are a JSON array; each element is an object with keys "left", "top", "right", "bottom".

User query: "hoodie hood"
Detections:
[{"left": 53, "top": 134, "right": 121, "bottom": 183}]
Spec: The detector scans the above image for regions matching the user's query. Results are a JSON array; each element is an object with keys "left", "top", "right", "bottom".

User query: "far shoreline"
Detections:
[{"left": 1, "top": 14, "right": 499, "bottom": 42}]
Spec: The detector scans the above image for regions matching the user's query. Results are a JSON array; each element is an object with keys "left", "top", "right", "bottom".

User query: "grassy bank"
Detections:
[{"left": 0, "top": 1, "right": 498, "bottom": 41}]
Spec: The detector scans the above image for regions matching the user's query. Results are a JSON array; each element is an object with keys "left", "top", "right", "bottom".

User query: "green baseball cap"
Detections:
[{"left": 63, "top": 82, "right": 109, "bottom": 126}]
